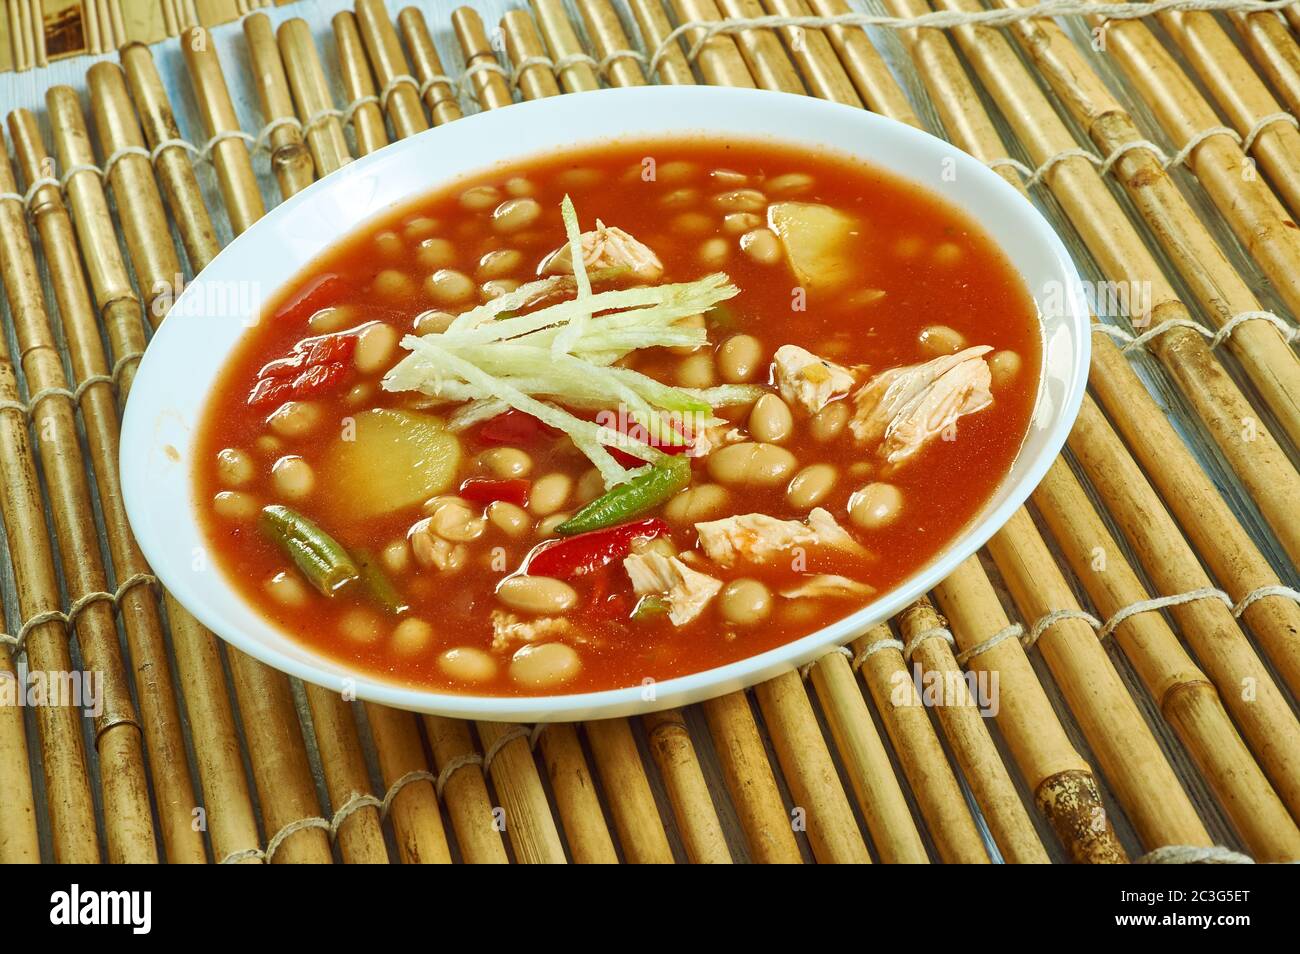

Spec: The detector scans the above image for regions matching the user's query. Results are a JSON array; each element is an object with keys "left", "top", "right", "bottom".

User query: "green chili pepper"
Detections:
[
  {"left": 352, "top": 548, "right": 409, "bottom": 615},
  {"left": 259, "top": 505, "right": 359, "bottom": 596},
  {"left": 556, "top": 457, "right": 692, "bottom": 535}
]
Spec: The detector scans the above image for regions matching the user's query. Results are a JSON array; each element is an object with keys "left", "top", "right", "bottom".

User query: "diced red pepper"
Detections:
[
  {"left": 477, "top": 410, "right": 557, "bottom": 446},
  {"left": 522, "top": 517, "right": 670, "bottom": 579},
  {"left": 271, "top": 273, "right": 343, "bottom": 325},
  {"left": 248, "top": 332, "right": 357, "bottom": 406},
  {"left": 583, "top": 564, "right": 636, "bottom": 619},
  {"left": 459, "top": 477, "right": 531, "bottom": 507}
]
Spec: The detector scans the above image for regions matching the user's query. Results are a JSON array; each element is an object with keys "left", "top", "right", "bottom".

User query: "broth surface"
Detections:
[{"left": 194, "top": 138, "right": 1040, "bottom": 695}]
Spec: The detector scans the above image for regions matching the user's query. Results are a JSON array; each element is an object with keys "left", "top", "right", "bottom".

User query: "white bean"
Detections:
[
  {"left": 497, "top": 575, "right": 577, "bottom": 614},
  {"left": 264, "top": 571, "right": 308, "bottom": 607},
  {"left": 439, "top": 646, "right": 498, "bottom": 683},
  {"left": 354, "top": 322, "right": 398, "bottom": 373},
  {"left": 213, "top": 490, "right": 257, "bottom": 520},
  {"left": 509, "top": 642, "right": 581, "bottom": 688},
  {"left": 216, "top": 447, "right": 254, "bottom": 487},
  {"left": 267, "top": 400, "right": 322, "bottom": 438},
  {"left": 849, "top": 482, "right": 903, "bottom": 530},
  {"left": 392, "top": 618, "right": 434, "bottom": 655},
  {"left": 529, "top": 473, "right": 572, "bottom": 516},
  {"left": 271, "top": 456, "right": 315, "bottom": 500}
]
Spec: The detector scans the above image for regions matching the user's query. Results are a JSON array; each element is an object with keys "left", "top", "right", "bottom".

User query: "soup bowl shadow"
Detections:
[{"left": 120, "top": 86, "right": 1090, "bottom": 721}]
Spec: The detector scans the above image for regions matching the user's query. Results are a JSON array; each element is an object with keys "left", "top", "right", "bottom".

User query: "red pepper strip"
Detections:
[
  {"left": 478, "top": 410, "right": 557, "bottom": 446},
  {"left": 258, "top": 332, "right": 356, "bottom": 379},
  {"left": 459, "top": 477, "right": 531, "bottom": 507},
  {"left": 248, "top": 360, "right": 350, "bottom": 407},
  {"left": 271, "top": 273, "right": 343, "bottom": 325},
  {"left": 522, "top": 517, "right": 670, "bottom": 578}
]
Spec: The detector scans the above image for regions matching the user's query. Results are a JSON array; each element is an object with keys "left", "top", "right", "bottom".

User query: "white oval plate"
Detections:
[{"left": 121, "top": 86, "right": 1089, "bottom": 721}]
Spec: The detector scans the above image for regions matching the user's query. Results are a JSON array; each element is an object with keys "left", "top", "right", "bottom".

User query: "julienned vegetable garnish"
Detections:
[
  {"left": 199, "top": 142, "right": 1037, "bottom": 695},
  {"left": 382, "top": 195, "right": 741, "bottom": 488}
]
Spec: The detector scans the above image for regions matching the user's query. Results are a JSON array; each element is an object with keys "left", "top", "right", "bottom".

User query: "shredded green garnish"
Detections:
[{"left": 383, "top": 197, "right": 741, "bottom": 489}]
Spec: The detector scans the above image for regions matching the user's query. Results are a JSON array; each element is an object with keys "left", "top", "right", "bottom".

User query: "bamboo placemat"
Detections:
[{"left": 0, "top": 0, "right": 1298, "bottom": 864}]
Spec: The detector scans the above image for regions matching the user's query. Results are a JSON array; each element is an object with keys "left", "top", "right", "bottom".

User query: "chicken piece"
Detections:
[
  {"left": 539, "top": 220, "right": 664, "bottom": 282},
  {"left": 623, "top": 550, "right": 722, "bottom": 626},
  {"left": 695, "top": 507, "right": 866, "bottom": 567},
  {"left": 850, "top": 346, "right": 993, "bottom": 463},
  {"left": 490, "top": 610, "right": 573, "bottom": 653},
  {"left": 779, "top": 574, "right": 875, "bottom": 600},
  {"left": 773, "top": 345, "right": 857, "bottom": 415},
  {"left": 687, "top": 423, "right": 747, "bottom": 458}
]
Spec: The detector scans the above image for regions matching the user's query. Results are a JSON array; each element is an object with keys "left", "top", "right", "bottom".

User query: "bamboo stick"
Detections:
[
  {"left": 355, "top": 0, "right": 428, "bottom": 138},
  {"left": 585, "top": 718, "right": 675, "bottom": 863},
  {"left": 985, "top": 508, "right": 1212, "bottom": 850},
  {"left": 42, "top": 85, "right": 143, "bottom": 406},
  {"left": 716, "top": 0, "right": 806, "bottom": 92},
  {"left": 643, "top": 710, "right": 732, "bottom": 863},
  {"left": 423, "top": 716, "right": 509, "bottom": 863},
  {"left": 108, "top": 0, "right": 124, "bottom": 47},
  {"left": 225, "top": 656, "right": 332, "bottom": 864},
  {"left": 6, "top": 0, "right": 28, "bottom": 71},
  {"left": 893, "top": 601, "right": 1049, "bottom": 863},
  {"left": 120, "top": 42, "right": 221, "bottom": 270},
  {"left": 1156, "top": 5, "right": 1300, "bottom": 221},
  {"left": 501, "top": 9, "right": 563, "bottom": 100},
  {"left": 476, "top": 721, "right": 567, "bottom": 863},
  {"left": 760, "top": 0, "right": 860, "bottom": 105},
  {"left": 30, "top": 0, "right": 47, "bottom": 68},
  {"left": 1232, "top": 11, "right": 1300, "bottom": 123},
  {"left": 1068, "top": 397, "right": 1300, "bottom": 823},
  {"left": 180, "top": 26, "right": 265, "bottom": 236},
  {"left": 575, "top": 0, "right": 647, "bottom": 87},
  {"left": 804, "top": 0, "right": 918, "bottom": 122},
  {"left": 278, "top": 19, "right": 351, "bottom": 178},
  {"left": 0, "top": 398, "right": 96, "bottom": 861},
  {"left": 805, "top": 651, "right": 931, "bottom": 863},
  {"left": 303, "top": 697, "right": 388, "bottom": 864},
  {"left": 535, "top": 723, "right": 619, "bottom": 863},
  {"left": 850, "top": 623, "right": 989, "bottom": 863},
  {"left": 0, "top": 135, "right": 155, "bottom": 864},
  {"left": 86, "top": 62, "right": 181, "bottom": 318},
  {"left": 244, "top": 13, "right": 315, "bottom": 197},
  {"left": 531, "top": 0, "right": 600, "bottom": 92},
  {"left": 333, "top": 11, "right": 389, "bottom": 156},
  {"left": 12, "top": 108, "right": 208, "bottom": 864},
  {"left": 627, "top": 0, "right": 694, "bottom": 85},
  {"left": 753, "top": 673, "right": 869, "bottom": 863},
  {"left": 934, "top": 559, "right": 1126, "bottom": 864},
  {"left": 1034, "top": 457, "right": 1300, "bottom": 862},
  {"left": 161, "top": 0, "right": 178, "bottom": 39},
  {"left": 86, "top": 0, "right": 103, "bottom": 54},
  {"left": 669, "top": 0, "right": 754, "bottom": 87},
  {"left": 452, "top": 6, "right": 514, "bottom": 110},
  {"left": 366, "top": 704, "right": 452, "bottom": 863},
  {"left": 0, "top": 645, "right": 37, "bottom": 861},
  {"left": 935, "top": 0, "right": 1300, "bottom": 568},
  {"left": 76, "top": 75, "right": 265, "bottom": 864},
  {"left": 701, "top": 692, "right": 802, "bottom": 862},
  {"left": 1285, "top": 5, "right": 1300, "bottom": 33},
  {"left": 396, "top": 7, "right": 463, "bottom": 126}
]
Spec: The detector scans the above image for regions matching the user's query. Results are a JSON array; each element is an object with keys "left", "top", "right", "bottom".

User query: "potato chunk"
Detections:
[
  {"left": 322, "top": 409, "right": 460, "bottom": 518},
  {"left": 767, "top": 202, "right": 857, "bottom": 292}
]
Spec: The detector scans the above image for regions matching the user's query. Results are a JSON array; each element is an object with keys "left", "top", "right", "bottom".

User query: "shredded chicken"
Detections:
[
  {"left": 849, "top": 346, "right": 994, "bottom": 463},
  {"left": 779, "top": 574, "right": 875, "bottom": 600},
  {"left": 538, "top": 220, "right": 664, "bottom": 282},
  {"left": 695, "top": 507, "right": 866, "bottom": 567},
  {"left": 688, "top": 423, "right": 747, "bottom": 458},
  {"left": 772, "top": 344, "right": 857, "bottom": 415},
  {"left": 490, "top": 609, "right": 573, "bottom": 653},
  {"left": 623, "top": 551, "right": 722, "bottom": 626}
]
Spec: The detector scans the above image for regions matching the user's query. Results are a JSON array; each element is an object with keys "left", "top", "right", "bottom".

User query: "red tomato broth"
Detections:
[{"left": 194, "top": 137, "right": 1041, "bottom": 695}]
